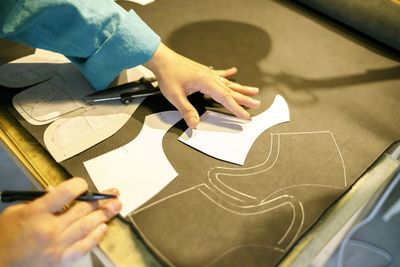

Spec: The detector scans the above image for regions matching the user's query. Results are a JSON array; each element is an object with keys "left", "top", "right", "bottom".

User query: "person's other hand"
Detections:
[
  {"left": 0, "top": 177, "right": 121, "bottom": 267},
  {"left": 144, "top": 43, "right": 261, "bottom": 128}
]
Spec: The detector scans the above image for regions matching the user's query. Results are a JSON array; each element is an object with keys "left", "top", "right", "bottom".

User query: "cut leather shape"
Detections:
[
  {"left": 179, "top": 95, "right": 290, "bottom": 165},
  {"left": 84, "top": 111, "right": 182, "bottom": 216}
]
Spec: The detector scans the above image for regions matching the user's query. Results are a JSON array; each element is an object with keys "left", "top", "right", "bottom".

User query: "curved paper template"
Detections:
[
  {"left": 84, "top": 111, "right": 182, "bottom": 216},
  {"left": 179, "top": 95, "right": 290, "bottom": 165},
  {"left": 43, "top": 99, "right": 144, "bottom": 162},
  {"left": 12, "top": 64, "right": 94, "bottom": 125}
]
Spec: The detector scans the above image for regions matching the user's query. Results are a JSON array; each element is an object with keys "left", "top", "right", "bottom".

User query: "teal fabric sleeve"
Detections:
[{"left": 0, "top": 0, "right": 161, "bottom": 90}]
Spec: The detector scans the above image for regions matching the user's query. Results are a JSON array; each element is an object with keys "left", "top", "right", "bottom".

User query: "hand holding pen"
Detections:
[
  {"left": 1, "top": 190, "right": 117, "bottom": 202},
  {"left": 0, "top": 178, "right": 122, "bottom": 267}
]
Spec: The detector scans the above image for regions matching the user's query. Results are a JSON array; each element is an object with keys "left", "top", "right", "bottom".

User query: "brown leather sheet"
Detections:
[
  {"left": 2, "top": 0, "right": 400, "bottom": 266},
  {"left": 122, "top": 1, "right": 400, "bottom": 266}
]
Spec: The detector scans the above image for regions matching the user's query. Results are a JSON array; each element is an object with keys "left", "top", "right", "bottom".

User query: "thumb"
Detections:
[{"left": 168, "top": 94, "right": 199, "bottom": 128}]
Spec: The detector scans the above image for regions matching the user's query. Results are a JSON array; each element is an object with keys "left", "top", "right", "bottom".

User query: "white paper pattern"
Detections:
[
  {"left": 44, "top": 98, "right": 144, "bottom": 162},
  {"left": 12, "top": 65, "right": 94, "bottom": 125},
  {"left": 84, "top": 111, "right": 182, "bottom": 216},
  {"left": 179, "top": 95, "right": 290, "bottom": 165}
]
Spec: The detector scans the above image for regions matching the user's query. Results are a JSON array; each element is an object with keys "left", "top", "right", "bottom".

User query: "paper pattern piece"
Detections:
[
  {"left": 11, "top": 54, "right": 94, "bottom": 125},
  {"left": 84, "top": 111, "right": 182, "bottom": 216},
  {"left": 43, "top": 98, "right": 144, "bottom": 162},
  {"left": 13, "top": 68, "right": 93, "bottom": 125},
  {"left": 179, "top": 95, "right": 290, "bottom": 165}
]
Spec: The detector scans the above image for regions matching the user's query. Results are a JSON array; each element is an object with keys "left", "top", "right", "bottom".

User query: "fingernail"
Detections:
[
  {"left": 249, "top": 86, "right": 259, "bottom": 93},
  {"left": 188, "top": 116, "right": 199, "bottom": 128},
  {"left": 251, "top": 99, "right": 261, "bottom": 105},
  {"left": 240, "top": 111, "right": 251, "bottom": 120},
  {"left": 108, "top": 199, "right": 122, "bottom": 214}
]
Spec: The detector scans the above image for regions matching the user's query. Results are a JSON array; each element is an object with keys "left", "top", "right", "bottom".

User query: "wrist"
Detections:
[{"left": 144, "top": 42, "right": 172, "bottom": 77}]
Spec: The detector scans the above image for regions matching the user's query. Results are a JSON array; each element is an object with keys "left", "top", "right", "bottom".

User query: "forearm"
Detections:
[{"left": 0, "top": 0, "right": 160, "bottom": 90}]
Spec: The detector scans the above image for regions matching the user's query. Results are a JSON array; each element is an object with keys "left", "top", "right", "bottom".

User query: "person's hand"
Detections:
[
  {"left": 144, "top": 43, "right": 261, "bottom": 128},
  {"left": 0, "top": 178, "right": 122, "bottom": 267}
]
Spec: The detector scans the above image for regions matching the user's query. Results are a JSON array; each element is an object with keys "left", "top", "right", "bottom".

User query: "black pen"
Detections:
[{"left": 0, "top": 191, "right": 117, "bottom": 202}]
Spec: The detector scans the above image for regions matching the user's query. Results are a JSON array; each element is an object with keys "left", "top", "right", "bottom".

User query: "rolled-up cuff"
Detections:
[{"left": 69, "top": 9, "right": 160, "bottom": 90}]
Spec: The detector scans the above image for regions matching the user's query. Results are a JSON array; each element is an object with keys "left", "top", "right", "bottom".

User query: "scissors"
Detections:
[{"left": 84, "top": 77, "right": 161, "bottom": 105}]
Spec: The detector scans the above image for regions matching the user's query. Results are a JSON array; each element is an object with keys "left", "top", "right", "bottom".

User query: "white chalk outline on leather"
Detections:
[
  {"left": 207, "top": 134, "right": 279, "bottom": 201},
  {"left": 199, "top": 184, "right": 304, "bottom": 250},
  {"left": 133, "top": 130, "right": 347, "bottom": 251},
  {"left": 134, "top": 183, "right": 304, "bottom": 250},
  {"left": 208, "top": 131, "right": 347, "bottom": 204}
]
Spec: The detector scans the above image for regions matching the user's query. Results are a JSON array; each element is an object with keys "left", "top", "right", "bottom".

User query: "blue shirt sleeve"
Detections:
[{"left": 0, "top": 0, "right": 161, "bottom": 90}]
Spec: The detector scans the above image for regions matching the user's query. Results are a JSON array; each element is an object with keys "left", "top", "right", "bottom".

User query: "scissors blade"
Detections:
[{"left": 84, "top": 77, "right": 159, "bottom": 103}]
